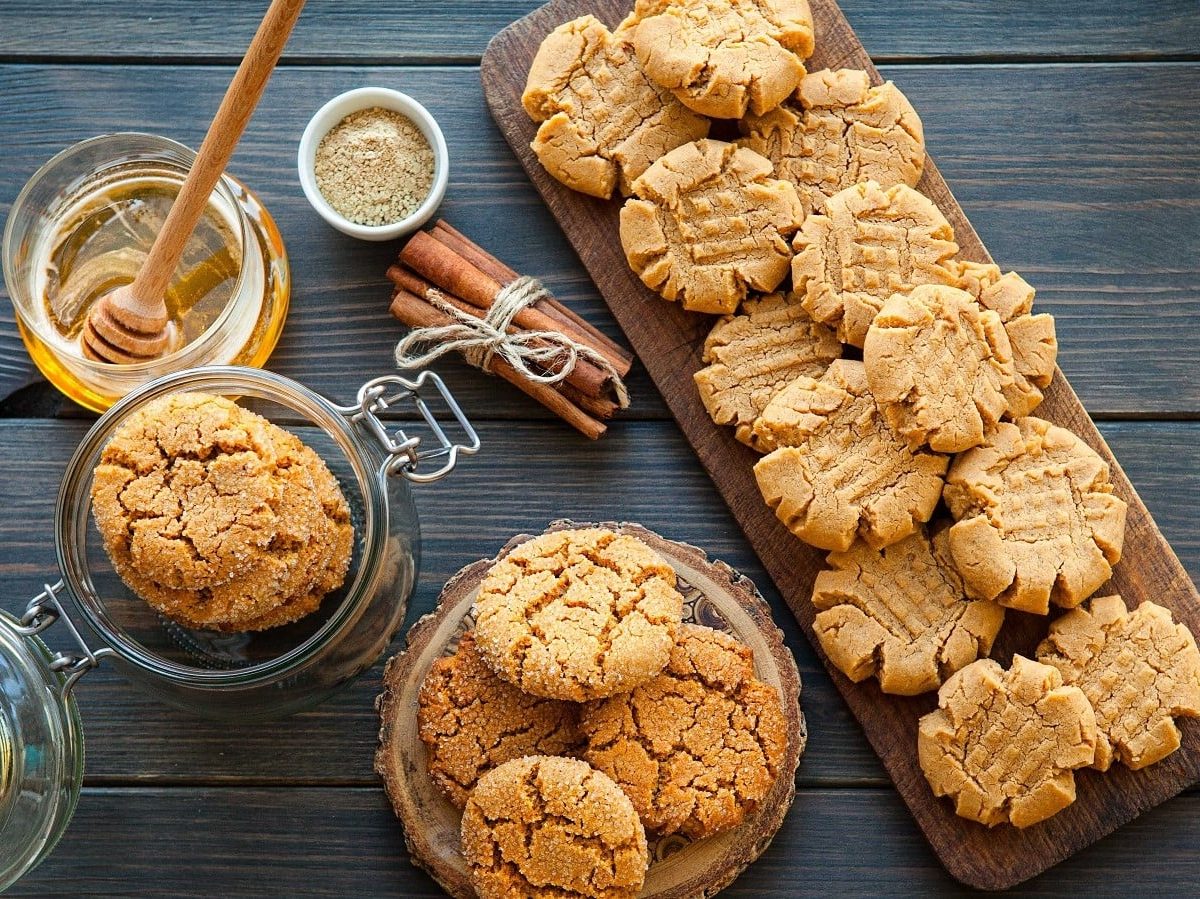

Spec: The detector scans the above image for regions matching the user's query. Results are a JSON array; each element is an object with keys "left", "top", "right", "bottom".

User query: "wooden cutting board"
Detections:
[{"left": 480, "top": 0, "right": 1200, "bottom": 889}]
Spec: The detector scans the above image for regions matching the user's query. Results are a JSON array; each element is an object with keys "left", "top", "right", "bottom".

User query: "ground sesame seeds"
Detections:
[{"left": 314, "top": 107, "right": 435, "bottom": 226}]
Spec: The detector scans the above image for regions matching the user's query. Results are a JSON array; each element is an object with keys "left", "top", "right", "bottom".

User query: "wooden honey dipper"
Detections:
[{"left": 83, "top": 0, "right": 306, "bottom": 364}]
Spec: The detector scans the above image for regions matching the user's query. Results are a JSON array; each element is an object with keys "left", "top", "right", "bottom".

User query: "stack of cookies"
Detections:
[{"left": 406, "top": 527, "right": 788, "bottom": 899}]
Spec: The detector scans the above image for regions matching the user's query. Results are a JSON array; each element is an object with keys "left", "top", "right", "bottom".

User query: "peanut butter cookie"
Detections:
[
  {"left": 1037, "top": 595, "right": 1200, "bottom": 771},
  {"left": 919, "top": 655, "right": 1097, "bottom": 828},
  {"left": 951, "top": 261, "right": 1058, "bottom": 417},
  {"left": 473, "top": 528, "right": 684, "bottom": 701},
  {"left": 627, "top": 0, "right": 815, "bottom": 119},
  {"left": 416, "top": 632, "right": 581, "bottom": 809},
  {"left": 739, "top": 68, "right": 925, "bottom": 216},
  {"left": 812, "top": 528, "right": 1005, "bottom": 696},
  {"left": 581, "top": 624, "right": 788, "bottom": 839},
  {"left": 792, "top": 180, "right": 959, "bottom": 346},
  {"left": 863, "top": 284, "right": 1018, "bottom": 453},
  {"left": 751, "top": 360, "right": 948, "bottom": 551},
  {"left": 944, "top": 417, "right": 1127, "bottom": 615},
  {"left": 620, "top": 139, "right": 806, "bottom": 314},
  {"left": 522, "top": 15, "right": 710, "bottom": 199},
  {"left": 693, "top": 291, "right": 841, "bottom": 447},
  {"left": 461, "top": 755, "right": 648, "bottom": 899}
]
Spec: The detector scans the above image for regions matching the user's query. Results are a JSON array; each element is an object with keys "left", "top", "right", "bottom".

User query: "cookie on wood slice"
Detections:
[
  {"left": 791, "top": 180, "right": 960, "bottom": 347},
  {"left": 918, "top": 655, "right": 1098, "bottom": 829},
  {"left": 580, "top": 624, "right": 790, "bottom": 839},
  {"left": 620, "top": 139, "right": 805, "bottom": 314},
  {"left": 522, "top": 15, "right": 710, "bottom": 199},
  {"left": 739, "top": 68, "right": 924, "bottom": 217},
  {"left": 943, "top": 417, "right": 1128, "bottom": 615},
  {"left": 625, "top": 0, "right": 814, "bottom": 119},
  {"left": 1037, "top": 595, "right": 1200, "bottom": 771},
  {"left": 693, "top": 291, "right": 840, "bottom": 447},
  {"left": 751, "top": 360, "right": 948, "bottom": 552},
  {"left": 863, "top": 284, "right": 1018, "bottom": 453},
  {"left": 811, "top": 527, "right": 1005, "bottom": 696},
  {"left": 950, "top": 260, "right": 1059, "bottom": 417}
]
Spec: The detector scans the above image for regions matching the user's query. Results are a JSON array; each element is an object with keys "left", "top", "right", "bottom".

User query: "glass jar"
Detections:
[{"left": 3, "top": 133, "right": 290, "bottom": 412}]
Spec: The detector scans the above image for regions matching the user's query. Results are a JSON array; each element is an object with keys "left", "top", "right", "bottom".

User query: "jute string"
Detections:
[{"left": 393, "top": 275, "right": 630, "bottom": 408}]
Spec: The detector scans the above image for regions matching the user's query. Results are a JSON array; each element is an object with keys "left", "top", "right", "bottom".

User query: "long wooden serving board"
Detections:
[{"left": 481, "top": 0, "right": 1200, "bottom": 889}]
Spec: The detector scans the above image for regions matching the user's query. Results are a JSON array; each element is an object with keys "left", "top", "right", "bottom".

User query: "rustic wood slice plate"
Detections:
[
  {"left": 375, "top": 520, "right": 806, "bottom": 898},
  {"left": 480, "top": 0, "right": 1200, "bottom": 890}
]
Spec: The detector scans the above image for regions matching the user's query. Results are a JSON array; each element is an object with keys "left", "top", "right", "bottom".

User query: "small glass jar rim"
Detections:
[
  {"left": 53, "top": 366, "right": 390, "bottom": 686},
  {"left": 2, "top": 132, "right": 251, "bottom": 373}
]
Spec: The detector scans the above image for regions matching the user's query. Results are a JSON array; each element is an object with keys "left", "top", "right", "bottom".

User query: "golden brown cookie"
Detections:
[
  {"left": 580, "top": 624, "right": 788, "bottom": 839},
  {"left": 620, "top": 139, "right": 805, "bottom": 314},
  {"left": 739, "top": 68, "right": 924, "bottom": 216},
  {"left": 951, "top": 261, "right": 1058, "bottom": 417},
  {"left": 918, "top": 655, "right": 1097, "bottom": 828},
  {"left": 943, "top": 417, "right": 1127, "bottom": 615},
  {"left": 792, "top": 180, "right": 959, "bottom": 346},
  {"left": 863, "top": 284, "right": 1018, "bottom": 453},
  {"left": 751, "top": 360, "right": 948, "bottom": 551},
  {"left": 627, "top": 0, "right": 814, "bottom": 119},
  {"left": 522, "top": 15, "right": 710, "bottom": 199},
  {"left": 1037, "top": 595, "right": 1200, "bottom": 771},
  {"left": 473, "top": 528, "right": 684, "bottom": 701},
  {"left": 812, "top": 528, "right": 1005, "bottom": 696},
  {"left": 693, "top": 291, "right": 841, "bottom": 446},
  {"left": 416, "top": 632, "right": 581, "bottom": 809}
]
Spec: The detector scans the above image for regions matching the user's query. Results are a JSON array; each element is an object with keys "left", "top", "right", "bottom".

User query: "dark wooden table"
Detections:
[{"left": 0, "top": 2, "right": 1197, "bottom": 895}]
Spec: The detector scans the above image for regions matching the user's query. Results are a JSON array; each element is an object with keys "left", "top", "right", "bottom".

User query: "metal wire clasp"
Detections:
[
  {"left": 339, "top": 372, "right": 480, "bottom": 483},
  {"left": 17, "top": 581, "right": 114, "bottom": 698}
]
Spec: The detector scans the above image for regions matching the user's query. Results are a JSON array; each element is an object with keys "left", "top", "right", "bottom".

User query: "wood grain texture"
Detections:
[
  {"left": 483, "top": 1, "right": 1200, "bottom": 888},
  {"left": 1, "top": 64, "right": 1198, "bottom": 417}
]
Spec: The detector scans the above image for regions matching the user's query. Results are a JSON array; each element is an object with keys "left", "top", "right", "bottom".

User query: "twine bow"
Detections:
[{"left": 393, "top": 275, "right": 630, "bottom": 408}]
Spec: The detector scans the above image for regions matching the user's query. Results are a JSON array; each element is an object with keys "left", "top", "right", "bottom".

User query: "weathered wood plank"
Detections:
[{"left": 1, "top": 64, "right": 1197, "bottom": 417}]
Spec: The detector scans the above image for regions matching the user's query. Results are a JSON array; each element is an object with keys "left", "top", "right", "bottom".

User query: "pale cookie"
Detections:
[
  {"left": 522, "top": 15, "right": 710, "bottom": 199},
  {"left": 1037, "top": 595, "right": 1200, "bottom": 771},
  {"left": 751, "top": 360, "right": 948, "bottom": 551},
  {"left": 944, "top": 417, "right": 1127, "bottom": 615},
  {"left": 739, "top": 68, "right": 925, "bottom": 216},
  {"left": 693, "top": 291, "right": 841, "bottom": 446},
  {"left": 812, "top": 528, "right": 1005, "bottom": 696},
  {"left": 792, "top": 180, "right": 959, "bottom": 346},
  {"left": 628, "top": 0, "right": 815, "bottom": 119},
  {"left": 918, "top": 655, "right": 1097, "bottom": 828},
  {"left": 951, "top": 260, "right": 1058, "bottom": 417},
  {"left": 580, "top": 624, "right": 788, "bottom": 838},
  {"left": 863, "top": 284, "right": 1018, "bottom": 453},
  {"left": 416, "top": 632, "right": 581, "bottom": 809},
  {"left": 620, "top": 139, "right": 805, "bottom": 313},
  {"left": 473, "top": 528, "right": 684, "bottom": 701},
  {"left": 462, "top": 756, "right": 648, "bottom": 899}
]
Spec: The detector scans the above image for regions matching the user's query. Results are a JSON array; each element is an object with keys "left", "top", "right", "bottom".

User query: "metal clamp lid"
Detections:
[{"left": 16, "top": 581, "right": 113, "bottom": 698}]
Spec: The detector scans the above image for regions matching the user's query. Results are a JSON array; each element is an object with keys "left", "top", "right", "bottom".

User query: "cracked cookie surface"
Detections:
[
  {"left": 739, "top": 68, "right": 924, "bottom": 216},
  {"left": 943, "top": 417, "right": 1127, "bottom": 615},
  {"left": 462, "top": 755, "right": 648, "bottom": 899},
  {"left": 792, "top": 180, "right": 959, "bottom": 347},
  {"left": 620, "top": 139, "right": 805, "bottom": 314},
  {"left": 416, "top": 631, "right": 582, "bottom": 809},
  {"left": 863, "top": 283, "right": 1017, "bottom": 453},
  {"left": 472, "top": 528, "right": 684, "bottom": 701},
  {"left": 918, "top": 655, "right": 1097, "bottom": 828},
  {"left": 580, "top": 624, "right": 788, "bottom": 839},
  {"left": 628, "top": 0, "right": 814, "bottom": 119},
  {"left": 522, "top": 15, "right": 710, "bottom": 199},
  {"left": 751, "top": 360, "right": 948, "bottom": 551},
  {"left": 693, "top": 291, "right": 840, "bottom": 447},
  {"left": 1037, "top": 595, "right": 1200, "bottom": 771},
  {"left": 812, "top": 528, "right": 1005, "bottom": 696}
]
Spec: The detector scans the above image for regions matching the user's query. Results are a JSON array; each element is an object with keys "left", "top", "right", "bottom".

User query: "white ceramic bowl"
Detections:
[{"left": 298, "top": 87, "right": 449, "bottom": 242}]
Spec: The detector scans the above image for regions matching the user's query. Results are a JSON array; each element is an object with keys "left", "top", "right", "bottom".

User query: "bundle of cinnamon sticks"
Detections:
[{"left": 387, "top": 221, "right": 633, "bottom": 439}]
